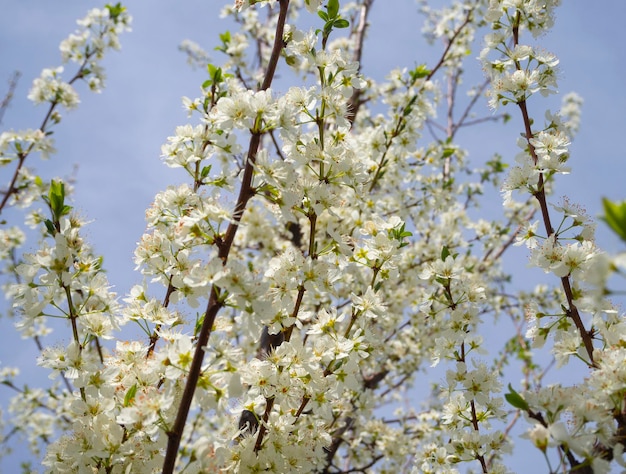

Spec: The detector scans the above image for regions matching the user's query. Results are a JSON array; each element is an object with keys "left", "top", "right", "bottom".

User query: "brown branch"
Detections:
[
  {"left": 146, "top": 279, "right": 176, "bottom": 358},
  {"left": 346, "top": 0, "right": 374, "bottom": 125},
  {"left": 368, "top": 6, "right": 475, "bottom": 192},
  {"left": 160, "top": 2, "right": 290, "bottom": 472},
  {"left": 481, "top": 204, "right": 536, "bottom": 266},
  {"left": 0, "top": 71, "right": 21, "bottom": 126},
  {"left": 343, "top": 454, "right": 385, "bottom": 473},
  {"left": 253, "top": 396, "right": 276, "bottom": 452},
  {"left": 452, "top": 79, "right": 490, "bottom": 134},
  {"left": 508, "top": 10, "right": 595, "bottom": 365},
  {"left": 0, "top": 54, "right": 97, "bottom": 215},
  {"left": 426, "top": 8, "right": 473, "bottom": 82},
  {"left": 516, "top": 98, "right": 595, "bottom": 366},
  {"left": 469, "top": 398, "right": 488, "bottom": 472}
]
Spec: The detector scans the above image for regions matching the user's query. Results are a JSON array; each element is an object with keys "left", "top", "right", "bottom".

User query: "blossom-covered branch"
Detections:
[{"left": 1, "top": 0, "right": 625, "bottom": 473}]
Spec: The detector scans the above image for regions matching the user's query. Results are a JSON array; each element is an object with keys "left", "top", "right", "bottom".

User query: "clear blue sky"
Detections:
[{"left": 1, "top": 1, "right": 625, "bottom": 472}]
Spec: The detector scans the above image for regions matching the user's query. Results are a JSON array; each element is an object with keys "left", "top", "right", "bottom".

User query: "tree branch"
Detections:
[
  {"left": 0, "top": 70, "right": 20, "bottom": 126},
  {"left": 161, "top": 2, "right": 290, "bottom": 472}
]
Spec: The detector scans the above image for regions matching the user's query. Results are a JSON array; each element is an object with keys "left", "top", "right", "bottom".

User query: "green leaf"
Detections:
[
  {"left": 327, "top": 0, "right": 340, "bottom": 20},
  {"left": 410, "top": 64, "right": 431, "bottom": 81},
  {"left": 389, "top": 223, "right": 412, "bottom": 244},
  {"left": 486, "top": 155, "right": 507, "bottom": 173},
  {"left": 318, "top": 10, "right": 329, "bottom": 21},
  {"left": 44, "top": 219, "right": 56, "bottom": 236},
  {"left": 46, "top": 180, "right": 72, "bottom": 222},
  {"left": 601, "top": 197, "right": 626, "bottom": 242},
  {"left": 124, "top": 383, "right": 138, "bottom": 407},
  {"left": 441, "top": 246, "right": 451, "bottom": 261},
  {"left": 213, "top": 68, "right": 222, "bottom": 84},
  {"left": 504, "top": 384, "right": 529, "bottom": 411},
  {"left": 219, "top": 31, "right": 231, "bottom": 44},
  {"left": 105, "top": 3, "right": 125, "bottom": 22},
  {"left": 442, "top": 147, "right": 455, "bottom": 159},
  {"left": 333, "top": 18, "right": 349, "bottom": 29}
]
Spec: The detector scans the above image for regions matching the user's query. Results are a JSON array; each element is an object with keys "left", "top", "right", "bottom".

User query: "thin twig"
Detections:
[
  {"left": 509, "top": 16, "right": 595, "bottom": 366},
  {"left": 0, "top": 71, "right": 21, "bottom": 126},
  {"left": 0, "top": 55, "right": 95, "bottom": 215},
  {"left": 346, "top": 0, "right": 374, "bottom": 125}
]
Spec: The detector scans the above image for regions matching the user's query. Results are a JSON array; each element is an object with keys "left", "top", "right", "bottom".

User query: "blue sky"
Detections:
[{"left": 1, "top": 1, "right": 625, "bottom": 471}]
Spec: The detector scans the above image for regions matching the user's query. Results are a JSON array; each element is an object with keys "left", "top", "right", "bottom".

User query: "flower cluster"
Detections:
[
  {"left": 0, "top": 4, "right": 131, "bottom": 216},
  {"left": 1, "top": 1, "right": 624, "bottom": 473},
  {"left": 482, "top": 1, "right": 626, "bottom": 471},
  {"left": 58, "top": 4, "right": 132, "bottom": 92},
  {"left": 30, "top": 5, "right": 131, "bottom": 103},
  {"left": 27, "top": 67, "right": 80, "bottom": 110},
  {"left": 481, "top": 0, "right": 561, "bottom": 109}
]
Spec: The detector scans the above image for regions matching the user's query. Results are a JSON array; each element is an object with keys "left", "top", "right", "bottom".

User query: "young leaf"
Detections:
[
  {"left": 327, "top": 0, "right": 339, "bottom": 20},
  {"left": 504, "top": 384, "right": 529, "bottom": 411},
  {"left": 442, "top": 147, "right": 455, "bottom": 159},
  {"left": 45, "top": 180, "right": 72, "bottom": 222},
  {"left": 410, "top": 64, "right": 431, "bottom": 81},
  {"left": 105, "top": 3, "right": 125, "bottom": 22},
  {"left": 124, "top": 383, "right": 138, "bottom": 407},
  {"left": 201, "top": 165, "right": 212, "bottom": 178},
  {"left": 219, "top": 31, "right": 231, "bottom": 44},
  {"left": 44, "top": 219, "right": 56, "bottom": 236},
  {"left": 601, "top": 197, "right": 626, "bottom": 242},
  {"left": 213, "top": 67, "right": 223, "bottom": 83},
  {"left": 441, "top": 246, "right": 451, "bottom": 261}
]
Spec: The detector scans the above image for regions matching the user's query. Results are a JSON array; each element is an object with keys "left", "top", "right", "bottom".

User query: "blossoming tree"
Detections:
[{"left": 1, "top": 1, "right": 625, "bottom": 472}]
